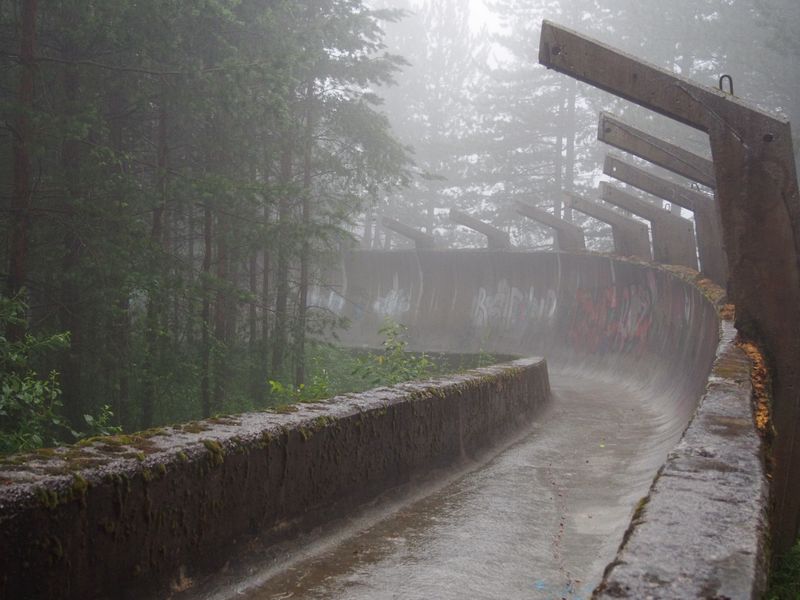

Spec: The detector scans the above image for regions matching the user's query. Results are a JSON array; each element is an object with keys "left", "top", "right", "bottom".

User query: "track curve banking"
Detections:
[{"left": 223, "top": 250, "right": 722, "bottom": 599}]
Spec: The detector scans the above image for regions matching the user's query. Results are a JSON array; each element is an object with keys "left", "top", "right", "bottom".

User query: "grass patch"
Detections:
[{"left": 767, "top": 539, "right": 800, "bottom": 599}]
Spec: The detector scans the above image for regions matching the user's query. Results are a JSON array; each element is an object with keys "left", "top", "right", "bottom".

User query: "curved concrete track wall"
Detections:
[
  {"left": 0, "top": 250, "right": 768, "bottom": 599},
  {"left": 337, "top": 250, "right": 719, "bottom": 414}
]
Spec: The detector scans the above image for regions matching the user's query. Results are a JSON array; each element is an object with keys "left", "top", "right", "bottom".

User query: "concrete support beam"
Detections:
[
  {"left": 604, "top": 155, "right": 727, "bottom": 284},
  {"left": 380, "top": 217, "right": 437, "bottom": 250},
  {"left": 541, "top": 19, "right": 800, "bottom": 551},
  {"left": 513, "top": 200, "right": 586, "bottom": 251},
  {"left": 564, "top": 191, "right": 652, "bottom": 260},
  {"left": 597, "top": 112, "right": 716, "bottom": 189},
  {"left": 449, "top": 208, "right": 512, "bottom": 249},
  {"left": 600, "top": 183, "right": 697, "bottom": 269}
]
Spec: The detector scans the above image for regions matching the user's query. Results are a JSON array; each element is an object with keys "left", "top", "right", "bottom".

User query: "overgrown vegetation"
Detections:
[
  {"left": 767, "top": 539, "right": 800, "bottom": 600},
  {"left": 0, "top": 295, "right": 119, "bottom": 454},
  {"left": 1, "top": 0, "right": 410, "bottom": 436},
  {"left": 0, "top": 312, "right": 494, "bottom": 454}
]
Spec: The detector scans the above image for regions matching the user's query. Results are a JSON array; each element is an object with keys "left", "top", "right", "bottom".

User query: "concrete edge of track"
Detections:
[
  {"left": 0, "top": 357, "right": 550, "bottom": 600},
  {"left": 595, "top": 319, "right": 770, "bottom": 599}
]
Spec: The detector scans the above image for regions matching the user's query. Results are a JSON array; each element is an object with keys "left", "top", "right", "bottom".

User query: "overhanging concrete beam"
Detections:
[
  {"left": 600, "top": 183, "right": 697, "bottom": 269},
  {"left": 604, "top": 155, "right": 727, "bottom": 284},
  {"left": 597, "top": 112, "right": 716, "bottom": 189},
  {"left": 541, "top": 19, "right": 800, "bottom": 551},
  {"left": 564, "top": 191, "right": 651, "bottom": 260},
  {"left": 449, "top": 209, "right": 512, "bottom": 249},
  {"left": 380, "top": 217, "right": 437, "bottom": 250},
  {"left": 513, "top": 200, "right": 586, "bottom": 251}
]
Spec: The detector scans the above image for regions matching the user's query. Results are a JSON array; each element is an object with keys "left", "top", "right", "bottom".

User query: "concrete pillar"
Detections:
[
  {"left": 598, "top": 112, "right": 716, "bottom": 190},
  {"left": 604, "top": 155, "right": 727, "bottom": 284},
  {"left": 380, "top": 217, "right": 437, "bottom": 250},
  {"left": 540, "top": 20, "right": 800, "bottom": 548},
  {"left": 513, "top": 200, "right": 586, "bottom": 251},
  {"left": 564, "top": 191, "right": 652, "bottom": 260},
  {"left": 600, "top": 183, "right": 698, "bottom": 269},
  {"left": 449, "top": 208, "right": 512, "bottom": 249}
]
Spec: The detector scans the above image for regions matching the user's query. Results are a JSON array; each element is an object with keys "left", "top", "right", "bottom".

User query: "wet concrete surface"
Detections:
[{"left": 214, "top": 371, "right": 677, "bottom": 600}]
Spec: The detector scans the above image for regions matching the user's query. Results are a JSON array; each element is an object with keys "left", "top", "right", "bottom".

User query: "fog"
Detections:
[
  {"left": 367, "top": 0, "right": 800, "bottom": 252},
  {"left": 0, "top": 1, "right": 795, "bottom": 597}
]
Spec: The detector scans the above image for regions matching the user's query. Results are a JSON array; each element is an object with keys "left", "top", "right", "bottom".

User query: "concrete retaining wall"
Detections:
[
  {"left": 0, "top": 249, "right": 768, "bottom": 599},
  {"left": 595, "top": 320, "right": 770, "bottom": 599},
  {"left": 0, "top": 358, "right": 549, "bottom": 600}
]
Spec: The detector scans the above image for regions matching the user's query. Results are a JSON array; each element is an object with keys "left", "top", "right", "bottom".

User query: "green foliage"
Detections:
[
  {"left": 352, "top": 319, "right": 433, "bottom": 387},
  {"left": 0, "top": 295, "right": 70, "bottom": 453},
  {"left": 767, "top": 539, "right": 800, "bottom": 600},
  {"left": 265, "top": 320, "right": 490, "bottom": 408},
  {"left": 81, "top": 405, "right": 122, "bottom": 439},
  {"left": 0, "top": 295, "right": 122, "bottom": 454}
]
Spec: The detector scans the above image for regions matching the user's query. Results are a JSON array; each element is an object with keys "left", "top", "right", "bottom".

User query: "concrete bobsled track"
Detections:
[{"left": 0, "top": 250, "right": 769, "bottom": 599}]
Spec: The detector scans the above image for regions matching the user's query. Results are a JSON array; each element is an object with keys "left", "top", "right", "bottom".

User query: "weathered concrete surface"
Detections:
[
  {"left": 600, "top": 182, "right": 698, "bottom": 269},
  {"left": 337, "top": 250, "right": 718, "bottom": 425},
  {"left": 1, "top": 248, "right": 768, "bottom": 599},
  {"left": 230, "top": 373, "right": 691, "bottom": 600},
  {"left": 450, "top": 208, "right": 512, "bottom": 249},
  {"left": 0, "top": 359, "right": 549, "bottom": 600},
  {"left": 380, "top": 216, "right": 436, "bottom": 249},
  {"left": 565, "top": 190, "right": 652, "bottom": 260},
  {"left": 604, "top": 154, "right": 727, "bottom": 285},
  {"left": 540, "top": 18, "right": 800, "bottom": 553},
  {"left": 595, "top": 321, "right": 769, "bottom": 599},
  {"left": 514, "top": 200, "right": 586, "bottom": 251},
  {"left": 597, "top": 112, "right": 716, "bottom": 189}
]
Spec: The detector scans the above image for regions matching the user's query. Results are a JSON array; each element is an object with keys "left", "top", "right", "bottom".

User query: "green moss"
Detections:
[
  {"left": 35, "top": 486, "right": 60, "bottom": 509},
  {"left": 177, "top": 451, "right": 188, "bottom": 462},
  {"left": 632, "top": 496, "right": 648, "bottom": 522},
  {"left": 207, "top": 415, "right": 239, "bottom": 425},
  {"left": 71, "top": 473, "right": 89, "bottom": 496},
  {"left": 313, "top": 416, "right": 332, "bottom": 429},
  {"left": 274, "top": 404, "right": 298, "bottom": 414},
  {"left": 180, "top": 422, "right": 211, "bottom": 434},
  {"left": 202, "top": 439, "right": 224, "bottom": 466}
]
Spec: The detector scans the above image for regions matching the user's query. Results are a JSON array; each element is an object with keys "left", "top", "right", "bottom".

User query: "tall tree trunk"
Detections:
[
  {"left": 141, "top": 83, "right": 169, "bottom": 429},
  {"left": 271, "top": 141, "right": 293, "bottom": 378},
  {"left": 259, "top": 209, "right": 271, "bottom": 403},
  {"left": 7, "top": 0, "right": 37, "bottom": 342},
  {"left": 363, "top": 205, "right": 374, "bottom": 248},
  {"left": 200, "top": 204, "right": 213, "bottom": 417},
  {"left": 212, "top": 211, "right": 228, "bottom": 413},
  {"left": 553, "top": 99, "right": 564, "bottom": 221},
  {"left": 186, "top": 202, "right": 196, "bottom": 346},
  {"left": 563, "top": 79, "right": 576, "bottom": 222},
  {"left": 294, "top": 87, "right": 314, "bottom": 388},
  {"left": 109, "top": 84, "right": 129, "bottom": 427},
  {"left": 60, "top": 60, "right": 83, "bottom": 430},
  {"left": 248, "top": 250, "right": 259, "bottom": 400}
]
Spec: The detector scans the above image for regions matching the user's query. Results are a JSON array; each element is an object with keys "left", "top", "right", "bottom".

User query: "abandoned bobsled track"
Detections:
[
  {"left": 1, "top": 19, "right": 791, "bottom": 600},
  {"left": 0, "top": 250, "right": 769, "bottom": 599}
]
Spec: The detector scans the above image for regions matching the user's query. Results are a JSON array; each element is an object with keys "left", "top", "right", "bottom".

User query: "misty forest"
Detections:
[
  {"left": 3, "top": 0, "right": 800, "bottom": 597},
  {"left": 4, "top": 0, "right": 797, "bottom": 449}
]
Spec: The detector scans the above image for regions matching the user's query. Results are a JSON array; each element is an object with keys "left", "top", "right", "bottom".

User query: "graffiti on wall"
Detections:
[
  {"left": 471, "top": 279, "right": 558, "bottom": 330},
  {"left": 566, "top": 270, "right": 692, "bottom": 354},
  {"left": 308, "top": 286, "right": 346, "bottom": 314},
  {"left": 372, "top": 273, "right": 411, "bottom": 318}
]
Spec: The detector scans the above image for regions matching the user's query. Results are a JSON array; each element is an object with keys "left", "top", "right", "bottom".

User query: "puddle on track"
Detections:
[{"left": 199, "top": 373, "right": 678, "bottom": 600}]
